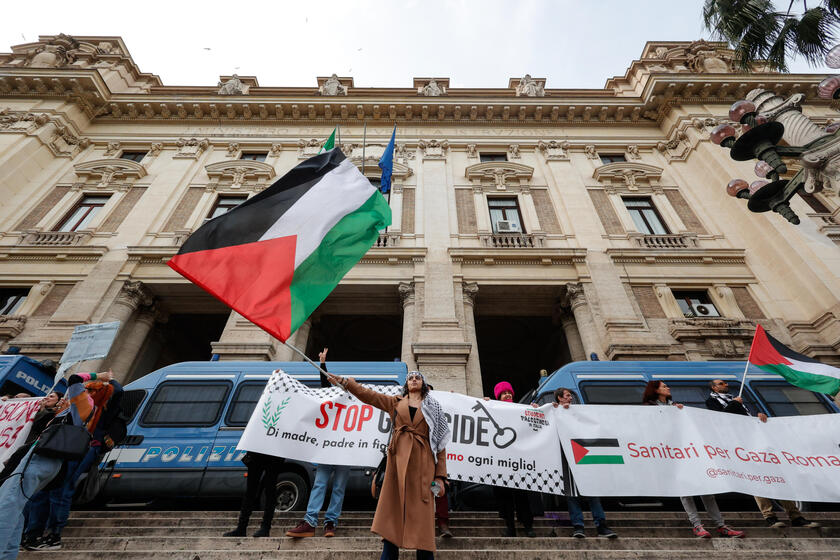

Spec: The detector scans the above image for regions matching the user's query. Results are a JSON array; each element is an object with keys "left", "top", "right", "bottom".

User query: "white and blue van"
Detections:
[{"left": 96, "top": 360, "right": 406, "bottom": 510}]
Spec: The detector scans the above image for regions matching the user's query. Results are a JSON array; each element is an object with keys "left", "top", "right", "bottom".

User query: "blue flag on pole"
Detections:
[{"left": 378, "top": 125, "right": 396, "bottom": 194}]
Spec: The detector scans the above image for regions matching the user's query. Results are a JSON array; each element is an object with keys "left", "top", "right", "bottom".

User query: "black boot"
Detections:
[
  {"left": 223, "top": 509, "right": 251, "bottom": 537},
  {"left": 252, "top": 506, "right": 274, "bottom": 537}
]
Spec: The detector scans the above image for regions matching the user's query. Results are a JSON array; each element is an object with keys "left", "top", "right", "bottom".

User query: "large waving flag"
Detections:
[
  {"left": 168, "top": 150, "right": 391, "bottom": 341},
  {"left": 749, "top": 324, "right": 840, "bottom": 396}
]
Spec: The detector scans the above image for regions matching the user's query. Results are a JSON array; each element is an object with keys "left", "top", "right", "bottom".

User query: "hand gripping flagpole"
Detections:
[
  {"left": 279, "top": 339, "right": 348, "bottom": 392},
  {"left": 738, "top": 325, "right": 760, "bottom": 399}
]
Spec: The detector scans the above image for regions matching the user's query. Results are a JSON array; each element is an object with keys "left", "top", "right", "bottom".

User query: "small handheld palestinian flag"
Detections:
[
  {"left": 749, "top": 324, "right": 840, "bottom": 396},
  {"left": 168, "top": 149, "right": 391, "bottom": 342}
]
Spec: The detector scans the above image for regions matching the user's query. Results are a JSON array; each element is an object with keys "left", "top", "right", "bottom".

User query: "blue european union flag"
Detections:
[{"left": 378, "top": 125, "right": 396, "bottom": 194}]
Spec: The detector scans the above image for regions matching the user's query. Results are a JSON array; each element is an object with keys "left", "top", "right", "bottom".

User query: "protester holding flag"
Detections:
[
  {"left": 643, "top": 380, "right": 744, "bottom": 539},
  {"left": 324, "top": 370, "right": 448, "bottom": 560},
  {"left": 287, "top": 348, "right": 351, "bottom": 539},
  {"left": 706, "top": 378, "right": 820, "bottom": 529}
]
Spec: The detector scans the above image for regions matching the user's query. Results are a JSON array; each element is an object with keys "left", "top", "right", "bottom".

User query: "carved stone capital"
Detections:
[
  {"left": 462, "top": 282, "right": 479, "bottom": 306},
  {"left": 0, "top": 315, "right": 27, "bottom": 340},
  {"left": 149, "top": 143, "right": 163, "bottom": 156},
  {"left": 418, "top": 139, "right": 449, "bottom": 159},
  {"left": 116, "top": 280, "right": 154, "bottom": 310},
  {"left": 565, "top": 282, "right": 587, "bottom": 310},
  {"left": 398, "top": 282, "right": 415, "bottom": 307},
  {"left": 226, "top": 143, "right": 240, "bottom": 157}
]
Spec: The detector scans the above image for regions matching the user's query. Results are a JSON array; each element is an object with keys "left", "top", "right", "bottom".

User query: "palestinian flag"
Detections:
[
  {"left": 749, "top": 324, "right": 840, "bottom": 396},
  {"left": 168, "top": 149, "right": 391, "bottom": 342},
  {"left": 570, "top": 438, "right": 624, "bottom": 465}
]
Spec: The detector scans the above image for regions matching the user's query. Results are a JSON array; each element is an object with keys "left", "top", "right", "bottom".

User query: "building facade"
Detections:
[{"left": 1, "top": 34, "right": 839, "bottom": 396}]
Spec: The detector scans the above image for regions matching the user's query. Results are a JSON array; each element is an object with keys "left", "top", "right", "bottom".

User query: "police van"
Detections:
[
  {"left": 0, "top": 355, "right": 66, "bottom": 397},
  {"left": 96, "top": 360, "right": 406, "bottom": 510},
  {"left": 526, "top": 360, "right": 840, "bottom": 416}
]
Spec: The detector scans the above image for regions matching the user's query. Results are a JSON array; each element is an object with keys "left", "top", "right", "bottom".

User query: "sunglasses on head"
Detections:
[{"left": 407, "top": 373, "right": 423, "bottom": 381}]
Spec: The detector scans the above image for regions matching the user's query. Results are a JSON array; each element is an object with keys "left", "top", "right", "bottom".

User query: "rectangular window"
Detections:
[
  {"left": 141, "top": 382, "right": 230, "bottom": 426},
  {"left": 580, "top": 383, "right": 646, "bottom": 404},
  {"left": 0, "top": 288, "right": 28, "bottom": 315},
  {"left": 672, "top": 290, "right": 721, "bottom": 318},
  {"left": 120, "top": 151, "right": 147, "bottom": 163},
  {"left": 225, "top": 382, "right": 266, "bottom": 426},
  {"left": 55, "top": 195, "right": 111, "bottom": 232},
  {"left": 751, "top": 383, "right": 835, "bottom": 416},
  {"left": 207, "top": 195, "right": 248, "bottom": 220},
  {"left": 623, "top": 197, "right": 668, "bottom": 235},
  {"left": 600, "top": 154, "right": 626, "bottom": 164},
  {"left": 480, "top": 153, "right": 507, "bottom": 163},
  {"left": 668, "top": 382, "right": 756, "bottom": 410},
  {"left": 240, "top": 152, "right": 267, "bottom": 162},
  {"left": 487, "top": 197, "right": 524, "bottom": 233}
]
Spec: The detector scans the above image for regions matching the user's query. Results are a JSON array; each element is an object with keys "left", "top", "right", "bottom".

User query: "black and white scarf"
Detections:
[
  {"left": 709, "top": 391, "right": 751, "bottom": 415},
  {"left": 421, "top": 392, "right": 450, "bottom": 464}
]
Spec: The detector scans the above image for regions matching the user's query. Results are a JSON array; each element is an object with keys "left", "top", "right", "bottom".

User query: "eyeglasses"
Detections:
[{"left": 407, "top": 373, "right": 423, "bottom": 381}]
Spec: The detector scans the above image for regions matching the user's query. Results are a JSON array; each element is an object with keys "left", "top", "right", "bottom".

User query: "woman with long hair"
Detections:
[
  {"left": 642, "top": 380, "right": 744, "bottom": 539},
  {"left": 325, "top": 370, "right": 449, "bottom": 560}
]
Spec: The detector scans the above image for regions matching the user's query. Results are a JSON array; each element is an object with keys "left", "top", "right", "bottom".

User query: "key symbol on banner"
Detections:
[{"left": 471, "top": 400, "right": 517, "bottom": 449}]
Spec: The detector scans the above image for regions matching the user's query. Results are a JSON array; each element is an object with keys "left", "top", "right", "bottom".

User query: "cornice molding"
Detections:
[
  {"left": 74, "top": 158, "right": 147, "bottom": 181},
  {"left": 204, "top": 159, "right": 276, "bottom": 187},
  {"left": 593, "top": 161, "right": 663, "bottom": 187}
]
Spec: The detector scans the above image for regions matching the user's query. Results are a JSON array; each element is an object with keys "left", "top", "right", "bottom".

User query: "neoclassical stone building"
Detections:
[{"left": 1, "top": 34, "right": 839, "bottom": 396}]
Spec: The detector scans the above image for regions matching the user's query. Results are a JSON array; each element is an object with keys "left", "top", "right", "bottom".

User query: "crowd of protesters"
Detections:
[{"left": 0, "top": 363, "right": 830, "bottom": 560}]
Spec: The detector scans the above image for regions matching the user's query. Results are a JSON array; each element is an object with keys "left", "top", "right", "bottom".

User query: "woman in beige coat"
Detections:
[{"left": 325, "top": 370, "right": 449, "bottom": 559}]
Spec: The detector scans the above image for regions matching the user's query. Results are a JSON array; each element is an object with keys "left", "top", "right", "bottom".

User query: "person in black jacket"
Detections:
[
  {"left": 0, "top": 392, "right": 64, "bottom": 481},
  {"left": 222, "top": 450, "right": 285, "bottom": 537},
  {"left": 706, "top": 379, "right": 819, "bottom": 529}
]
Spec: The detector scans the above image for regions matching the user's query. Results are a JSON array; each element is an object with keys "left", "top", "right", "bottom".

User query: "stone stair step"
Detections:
[
  {"left": 45, "top": 536, "right": 840, "bottom": 552},
  {"left": 60, "top": 526, "right": 837, "bottom": 538},
  {"left": 17, "top": 550, "right": 840, "bottom": 560}
]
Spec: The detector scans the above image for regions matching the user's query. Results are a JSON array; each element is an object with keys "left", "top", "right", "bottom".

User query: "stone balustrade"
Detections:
[
  {"left": 633, "top": 233, "right": 697, "bottom": 249},
  {"left": 481, "top": 233, "right": 543, "bottom": 248},
  {"left": 373, "top": 233, "right": 400, "bottom": 248},
  {"left": 22, "top": 230, "right": 91, "bottom": 246}
]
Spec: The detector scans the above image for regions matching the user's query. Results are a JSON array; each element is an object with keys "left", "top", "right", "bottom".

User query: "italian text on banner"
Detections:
[
  {"left": 238, "top": 371, "right": 566, "bottom": 494},
  {"left": 555, "top": 404, "right": 840, "bottom": 502},
  {"left": 0, "top": 398, "right": 40, "bottom": 466}
]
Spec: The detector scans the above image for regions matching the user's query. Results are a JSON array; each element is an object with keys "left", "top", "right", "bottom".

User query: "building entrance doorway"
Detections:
[{"left": 306, "top": 314, "right": 402, "bottom": 362}]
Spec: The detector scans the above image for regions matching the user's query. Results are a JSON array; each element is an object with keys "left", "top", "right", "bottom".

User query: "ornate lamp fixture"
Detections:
[{"left": 711, "top": 48, "right": 840, "bottom": 224}]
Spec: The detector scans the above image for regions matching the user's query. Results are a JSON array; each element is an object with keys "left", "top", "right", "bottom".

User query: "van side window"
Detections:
[
  {"left": 120, "top": 389, "right": 147, "bottom": 422},
  {"left": 751, "top": 383, "right": 834, "bottom": 416},
  {"left": 580, "top": 383, "right": 646, "bottom": 404},
  {"left": 141, "top": 382, "right": 231, "bottom": 427},
  {"left": 226, "top": 382, "right": 267, "bottom": 427},
  {"left": 668, "top": 383, "right": 757, "bottom": 411}
]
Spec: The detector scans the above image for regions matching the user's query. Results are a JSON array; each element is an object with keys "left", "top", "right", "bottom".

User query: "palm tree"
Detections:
[{"left": 703, "top": 0, "right": 840, "bottom": 71}]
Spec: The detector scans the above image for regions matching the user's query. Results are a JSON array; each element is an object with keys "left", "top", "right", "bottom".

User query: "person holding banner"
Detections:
[
  {"left": 488, "top": 381, "right": 536, "bottom": 538},
  {"left": 0, "top": 370, "right": 112, "bottom": 559},
  {"left": 643, "top": 380, "right": 745, "bottom": 539},
  {"left": 552, "top": 388, "right": 618, "bottom": 539},
  {"left": 706, "top": 379, "right": 819, "bottom": 529},
  {"left": 324, "top": 369, "right": 449, "bottom": 560}
]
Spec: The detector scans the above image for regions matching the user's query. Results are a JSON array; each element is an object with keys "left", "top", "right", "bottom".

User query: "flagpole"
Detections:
[
  {"left": 279, "top": 339, "right": 348, "bottom": 392},
  {"left": 738, "top": 325, "right": 759, "bottom": 399},
  {"left": 337, "top": 124, "right": 341, "bottom": 149},
  {"left": 361, "top": 121, "right": 367, "bottom": 176}
]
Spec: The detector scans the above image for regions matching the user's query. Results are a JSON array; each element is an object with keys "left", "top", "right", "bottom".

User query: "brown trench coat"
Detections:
[{"left": 345, "top": 378, "right": 447, "bottom": 552}]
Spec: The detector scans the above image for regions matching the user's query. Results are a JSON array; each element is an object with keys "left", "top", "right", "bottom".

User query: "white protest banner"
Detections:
[
  {"left": 555, "top": 404, "right": 840, "bottom": 502},
  {"left": 0, "top": 398, "right": 41, "bottom": 466},
  {"left": 239, "top": 371, "right": 566, "bottom": 494}
]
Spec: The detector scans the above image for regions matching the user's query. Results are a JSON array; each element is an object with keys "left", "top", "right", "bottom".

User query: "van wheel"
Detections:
[{"left": 274, "top": 472, "right": 309, "bottom": 512}]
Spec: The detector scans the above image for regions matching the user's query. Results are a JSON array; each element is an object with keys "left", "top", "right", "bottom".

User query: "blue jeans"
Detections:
[
  {"left": 0, "top": 448, "right": 62, "bottom": 560},
  {"left": 303, "top": 464, "right": 350, "bottom": 527},
  {"left": 567, "top": 496, "right": 606, "bottom": 528},
  {"left": 27, "top": 446, "right": 101, "bottom": 536}
]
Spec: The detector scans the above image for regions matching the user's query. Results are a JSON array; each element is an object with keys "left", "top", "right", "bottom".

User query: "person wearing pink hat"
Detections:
[{"left": 487, "top": 381, "right": 535, "bottom": 537}]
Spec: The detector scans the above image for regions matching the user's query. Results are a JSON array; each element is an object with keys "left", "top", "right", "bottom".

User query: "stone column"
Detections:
[
  {"left": 109, "top": 305, "right": 159, "bottom": 379},
  {"left": 389, "top": 184, "right": 404, "bottom": 233},
  {"left": 83, "top": 281, "right": 153, "bottom": 375},
  {"left": 399, "top": 282, "right": 417, "bottom": 370},
  {"left": 289, "top": 319, "right": 312, "bottom": 360},
  {"left": 518, "top": 187, "right": 541, "bottom": 233},
  {"left": 559, "top": 312, "right": 586, "bottom": 362},
  {"left": 462, "top": 283, "right": 483, "bottom": 396},
  {"left": 565, "top": 282, "right": 603, "bottom": 360}
]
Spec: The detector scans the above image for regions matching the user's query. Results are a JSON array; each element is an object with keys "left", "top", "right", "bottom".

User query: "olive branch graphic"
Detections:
[{"left": 262, "top": 396, "right": 291, "bottom": 429}]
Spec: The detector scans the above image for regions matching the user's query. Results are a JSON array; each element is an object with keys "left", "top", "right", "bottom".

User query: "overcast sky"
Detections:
[{"left": 0, "top": 0, "right": 832, "bottom": 89}]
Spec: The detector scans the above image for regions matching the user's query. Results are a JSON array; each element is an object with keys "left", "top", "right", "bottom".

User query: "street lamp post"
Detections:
[{"left": 710, "top": 47, "right": 840, "bottom": 225}]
